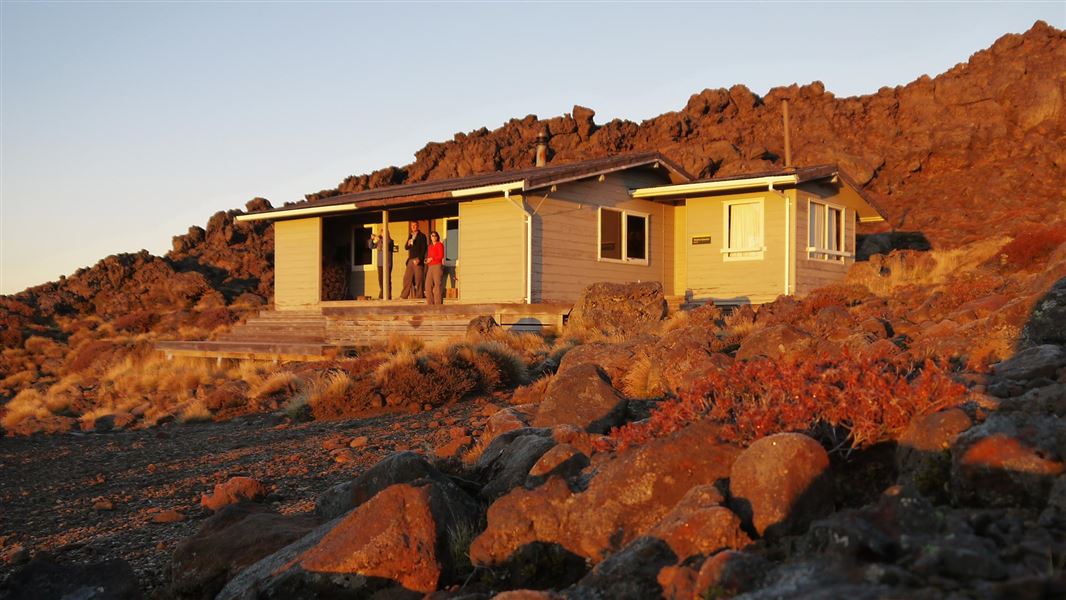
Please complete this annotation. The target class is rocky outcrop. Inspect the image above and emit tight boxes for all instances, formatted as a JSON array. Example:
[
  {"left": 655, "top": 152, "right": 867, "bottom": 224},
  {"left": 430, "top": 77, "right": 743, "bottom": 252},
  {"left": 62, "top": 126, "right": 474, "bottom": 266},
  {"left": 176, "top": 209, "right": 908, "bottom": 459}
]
[
  {"left": 532, "top": 363, "right": 627, "bottom": 434},
  {"left": 567, "top": 282, "right": 668, "bottom": 338}
]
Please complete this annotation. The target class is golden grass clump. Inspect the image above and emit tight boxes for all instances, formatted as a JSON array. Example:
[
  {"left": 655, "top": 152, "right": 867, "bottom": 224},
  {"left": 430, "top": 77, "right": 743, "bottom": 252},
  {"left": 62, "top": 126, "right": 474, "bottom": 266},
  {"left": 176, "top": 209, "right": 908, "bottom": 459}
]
[
  {"left": 472, "top": 340, "right": 530, "bottom": 387},
  {"left": 250, "top": 371, "right": 302, "bottom": 400},
  {"left": 1, "top": 388, "right": 48, "bottom": 430},
  {"left": 178, "top": 399, "right": 213, "bottom": 423},
  {"left": 620, "top": 353, "right": 657, "bottom": 400}
]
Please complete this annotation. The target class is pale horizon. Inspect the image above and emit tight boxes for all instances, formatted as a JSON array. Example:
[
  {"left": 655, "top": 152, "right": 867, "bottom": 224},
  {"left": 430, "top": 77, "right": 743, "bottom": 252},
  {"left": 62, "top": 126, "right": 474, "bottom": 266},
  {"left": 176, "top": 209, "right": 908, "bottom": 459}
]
[{"left": 2, "top": 1, "right": 1063, "bottom": 295}]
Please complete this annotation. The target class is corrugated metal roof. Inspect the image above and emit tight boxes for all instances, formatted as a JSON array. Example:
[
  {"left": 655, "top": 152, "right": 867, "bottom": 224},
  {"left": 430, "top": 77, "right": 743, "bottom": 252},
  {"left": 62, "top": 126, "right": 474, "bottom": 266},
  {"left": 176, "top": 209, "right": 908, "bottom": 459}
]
[{"left": 244, "top": 151, "right": 692, "bottom": 217}]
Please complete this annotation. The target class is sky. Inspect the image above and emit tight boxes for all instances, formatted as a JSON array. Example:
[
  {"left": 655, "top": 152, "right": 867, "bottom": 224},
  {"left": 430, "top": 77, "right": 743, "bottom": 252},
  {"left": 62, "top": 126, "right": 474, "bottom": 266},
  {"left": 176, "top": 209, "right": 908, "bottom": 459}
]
[{"left": 1, "top": 1, "right": 1062, "bottom": 295}]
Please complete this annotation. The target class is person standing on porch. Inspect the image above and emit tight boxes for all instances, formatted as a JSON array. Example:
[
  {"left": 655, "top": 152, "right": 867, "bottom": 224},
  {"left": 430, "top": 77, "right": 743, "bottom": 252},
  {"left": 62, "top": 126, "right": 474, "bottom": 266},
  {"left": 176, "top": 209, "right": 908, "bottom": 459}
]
[
  {"left": 424, "top": 231, "right": 445, "bottom": 305},
  {"left": 369, "top": 228, "right": 392, "bottom": 300},
  {"left": 401, "top": 221, "right": 427, "bottom": 299}
]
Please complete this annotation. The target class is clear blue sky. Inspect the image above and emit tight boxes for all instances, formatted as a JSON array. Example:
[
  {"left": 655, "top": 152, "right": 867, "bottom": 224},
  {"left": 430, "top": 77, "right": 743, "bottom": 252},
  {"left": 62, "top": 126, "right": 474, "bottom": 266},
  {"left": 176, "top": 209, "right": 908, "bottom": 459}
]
[{"left": 1, "top": 1, "right": 1062, "bottom": 294}]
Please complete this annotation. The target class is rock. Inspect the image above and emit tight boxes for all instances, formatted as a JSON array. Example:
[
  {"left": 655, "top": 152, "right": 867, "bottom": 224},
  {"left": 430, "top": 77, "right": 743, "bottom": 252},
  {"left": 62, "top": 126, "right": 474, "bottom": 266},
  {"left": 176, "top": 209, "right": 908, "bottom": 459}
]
[
  {"left": 315, "top": 451, "right": 445, "bottom": 520},
  {"left": 951, "top": 413, "right": 1066, "bottom": 507},
  {"left": 467, "top": 315, "right": 498, "bottom": 338},
  {"left": 170, "top": 503, "right": 318, "bottom": 600},
  {"left": 200, "top": 476, "right": 268, "bottom": 512},
  {"left": 216, "top": 479, "right": 480, "bottom": 598},
  {"left": 556, "top": 336, "right": 656, "bottom": 389},
  {"left": 483, "top": 406, "right": 532, "bottom": 444},
  {"left": 647, "top": 485, "right": 750, "bottom": 560},
  {"left": 644, "top": 326, "right": 733, "bottom": 396},
  {"left": 693, "top": 550, "right": 770, "bottom": 598},
  {"left": 735, "top": 324, "right": 813, "bottom": 361},
  {"left": 568, "top": 281, "right": 668, "bottom": 338},
  {"left": 0, "top": 558, "right": 141, "bottom": 600},
  {"left": 657, "top": 565, "right": 698, "bottom": 600},
  {"left": 896, "top": 408, "right": 973, "bottom": 499},
  {"left": 93, "top": 498, "right": 115, "bottom": 511},
  {"left": 571, "top": 537, "right": 677, "bottom": 600},
  {"left": 910, "top": 533, "right": 1008, "bottom": 580},
  {"left": 992, "top": 344, "right": 1066, "bottom": 381},
  {"left": 349, "top": 435, "right": 369, "bottom": 448},
  {"left": 528, "top": 443, "right": 589, "bottom": 479},
  {"left": 475, "top": 428, "right": 556, "bottom": 500},
  {"left": 1022, "top": 277, "right": 1066, "bottom": 346},
  {"left": 470, "top": 420, "right": 739, "bottom": 564},
  {"left": 729, "top": 433, "right": 833, "bottom": 537},
  {"left": 152, "top": 509, "right": 185, "bottom": 524},
  {"left": 532, "top": 363, "right": 627, "bottom": 434}
]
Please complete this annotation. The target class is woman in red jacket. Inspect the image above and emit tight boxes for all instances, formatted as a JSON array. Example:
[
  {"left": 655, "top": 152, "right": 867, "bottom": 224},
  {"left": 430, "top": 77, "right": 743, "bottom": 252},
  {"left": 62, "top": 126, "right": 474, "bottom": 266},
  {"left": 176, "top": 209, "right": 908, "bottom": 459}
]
[{"left": 424, "top": 231, "right": 446, "bottom": 305}]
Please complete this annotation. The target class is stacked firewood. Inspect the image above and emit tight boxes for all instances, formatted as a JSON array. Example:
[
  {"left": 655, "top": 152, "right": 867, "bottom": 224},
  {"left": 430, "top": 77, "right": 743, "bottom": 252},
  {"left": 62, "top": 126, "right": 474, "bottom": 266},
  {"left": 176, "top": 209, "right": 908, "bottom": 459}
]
[{"left": 321, "top": 263, "right": 347, "bottom": 300}]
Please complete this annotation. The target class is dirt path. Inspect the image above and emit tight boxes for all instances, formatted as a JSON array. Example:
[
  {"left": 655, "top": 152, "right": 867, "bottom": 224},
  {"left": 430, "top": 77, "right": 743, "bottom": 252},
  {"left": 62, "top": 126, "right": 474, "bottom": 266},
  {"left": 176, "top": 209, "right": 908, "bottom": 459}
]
[{"left": 0, "top": 400, "right": 486, "bottom": 597}]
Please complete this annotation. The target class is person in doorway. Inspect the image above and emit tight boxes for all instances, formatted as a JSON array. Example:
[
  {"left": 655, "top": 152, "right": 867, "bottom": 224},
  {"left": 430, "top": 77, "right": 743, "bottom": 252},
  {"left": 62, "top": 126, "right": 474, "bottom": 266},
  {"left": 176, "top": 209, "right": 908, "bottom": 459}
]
[
  {"left": 424, "top": 231, "right": 445, "bottom": 305},
  {"left": 369, "top": 228, "right": 393, "bottom": 299},
  {"left": 401, "top": 221, "right": 427, "bottom": 299}
]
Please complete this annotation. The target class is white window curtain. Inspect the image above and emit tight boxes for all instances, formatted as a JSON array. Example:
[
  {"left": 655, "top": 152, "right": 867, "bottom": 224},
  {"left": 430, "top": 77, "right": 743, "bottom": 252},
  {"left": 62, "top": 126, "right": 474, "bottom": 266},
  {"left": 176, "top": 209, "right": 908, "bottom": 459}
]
[{"left": 728, "top": 202, "right": 762, "bottom": 258}]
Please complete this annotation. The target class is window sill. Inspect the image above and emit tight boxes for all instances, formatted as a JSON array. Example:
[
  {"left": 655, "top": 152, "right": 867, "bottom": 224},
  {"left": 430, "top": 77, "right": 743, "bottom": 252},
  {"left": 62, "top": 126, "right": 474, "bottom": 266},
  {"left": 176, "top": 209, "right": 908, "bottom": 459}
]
[{"left": 597, "top": 257, "right": 650, "bottom": 266}]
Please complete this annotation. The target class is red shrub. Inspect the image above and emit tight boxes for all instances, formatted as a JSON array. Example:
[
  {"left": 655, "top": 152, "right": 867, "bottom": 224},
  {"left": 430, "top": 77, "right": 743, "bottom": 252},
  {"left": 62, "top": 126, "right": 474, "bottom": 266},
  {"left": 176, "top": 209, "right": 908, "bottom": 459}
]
[
  {"left": 67, "top": 340, "right": 119, "bottom": 373},
  {"left": 599, "top": 353, "right": 969, "bottom": 454},
  {"left": 195, "top": 307, "right": 236, "bottom": 331},
  {"left": 996, "top": 224, "right": 1066, "bottom": 269}
]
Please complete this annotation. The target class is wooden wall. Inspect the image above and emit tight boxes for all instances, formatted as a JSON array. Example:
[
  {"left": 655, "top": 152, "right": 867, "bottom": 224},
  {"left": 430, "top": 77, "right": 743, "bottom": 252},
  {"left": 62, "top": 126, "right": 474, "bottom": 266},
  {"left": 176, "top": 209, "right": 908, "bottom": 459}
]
[
  {"left": 458, "top": 197, "right": 527, "bottom": 303},
  {"left": 275, "top": 217, "right": 322, "bottom": 310},
  {"left": 684, "top": 190, "right": 790, "bottom": 304},
  {"left": 793, "top": 182, "right": 856, "bottom": 297},
  {"left": 530, "top": 171, "right": 678, "bottom": 303}
]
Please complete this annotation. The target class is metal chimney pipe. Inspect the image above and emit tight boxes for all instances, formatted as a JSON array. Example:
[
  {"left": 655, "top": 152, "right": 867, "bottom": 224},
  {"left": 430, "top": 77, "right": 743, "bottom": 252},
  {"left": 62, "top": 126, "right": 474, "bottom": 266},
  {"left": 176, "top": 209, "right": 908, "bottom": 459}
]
[
  {"left": 783, "top": 100, "right": 792, "bottom": 168},
  {"left": 535, "top": 129, "right": 549, "bottom": 167}
]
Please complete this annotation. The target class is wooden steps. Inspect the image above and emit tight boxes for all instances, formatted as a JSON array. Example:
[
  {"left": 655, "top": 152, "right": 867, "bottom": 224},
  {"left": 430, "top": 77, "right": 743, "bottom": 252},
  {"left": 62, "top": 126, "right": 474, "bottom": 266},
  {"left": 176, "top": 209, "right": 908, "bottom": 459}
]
[{"left": 155, "top": 302, "right": 572, "bottom": 362}]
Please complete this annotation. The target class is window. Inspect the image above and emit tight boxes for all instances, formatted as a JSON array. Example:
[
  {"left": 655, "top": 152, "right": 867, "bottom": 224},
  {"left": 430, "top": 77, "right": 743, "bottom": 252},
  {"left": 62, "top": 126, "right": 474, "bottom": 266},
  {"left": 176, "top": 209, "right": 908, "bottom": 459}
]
[
  {"left": 598, "top": 207, "right": 648, "bottom": 264},
  {"left": 722, "top": 199, "right": 764, "bottom": 260},
  {"left": 444, "top": 218, "right": 459, "bottom": 266},
  {"left": 807, "top": 200, "right": 848, "bottom": 261},
  {"left": 350, "top": 226, "right": 374, "bottom": 269}
]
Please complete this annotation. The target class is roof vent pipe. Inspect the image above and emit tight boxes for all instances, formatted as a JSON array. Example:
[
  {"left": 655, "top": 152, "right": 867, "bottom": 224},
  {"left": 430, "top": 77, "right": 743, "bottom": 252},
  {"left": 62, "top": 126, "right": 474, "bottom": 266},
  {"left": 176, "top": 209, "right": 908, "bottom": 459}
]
[
  {"left": 782, "top": 100, "right": 793, "bottom": 169},
  {"left": 535, "top": 128, "right": 550, "bottom": 167}
]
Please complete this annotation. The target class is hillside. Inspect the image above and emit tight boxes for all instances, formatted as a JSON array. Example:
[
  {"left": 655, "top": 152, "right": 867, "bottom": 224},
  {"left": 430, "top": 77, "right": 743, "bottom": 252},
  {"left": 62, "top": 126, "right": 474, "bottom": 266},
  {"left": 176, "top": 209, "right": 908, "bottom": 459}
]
[{"left": 1, "top": 20, "right": 1065, "bottom": 599}]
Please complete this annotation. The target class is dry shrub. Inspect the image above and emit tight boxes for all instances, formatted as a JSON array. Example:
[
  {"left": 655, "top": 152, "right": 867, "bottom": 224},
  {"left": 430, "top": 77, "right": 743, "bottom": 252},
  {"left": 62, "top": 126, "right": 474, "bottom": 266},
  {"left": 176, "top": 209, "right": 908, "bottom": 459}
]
[
  {"left": 995, "top": 223, "right": 1066, "bottom": 269},
  {"left": 308, "top": 371, "right": 353, "bottom": 410},
  {"left": 251, "top": 371, "right": 301, "bottom": 401},
  {"left": 620, "top": 354, "right": 656, "bottom": 400},
  {"left": 1, "top": 389, "right": 47, "bottom": 430},
  {"left": 472, "top": 341, "right": 530, "bottom": 387},
  {"left": 511, "top": 373, "right": 553, "bottom": 405},
  {"left": 600, "top": 352, "right": 969, "bottom": 454},
  {"left": 23, "top": 336, "right": 59, "bottom": 355},
  {"left": 178, "top": 399, "right": 213, "bottom": 423},
  {"left": 67, "top": 340, "right": 119, "bottom": 373},
  {"left": 375, "top": 349, "right": 480, "bottom": 408},
  {"left": 43, "top": 374, "right": 84, "bottom": 415},
  {"left": 1, "top": 369, "right": 37, "bottom": 391},
  {"left": 195, "top": 307, "right": 236, "bottom": 331},
  {"left": 112, "top": 311, "right": 157, "bottom": 334},
  {"left": 384, "top": 334, "right": 424, "bottom": 355}
]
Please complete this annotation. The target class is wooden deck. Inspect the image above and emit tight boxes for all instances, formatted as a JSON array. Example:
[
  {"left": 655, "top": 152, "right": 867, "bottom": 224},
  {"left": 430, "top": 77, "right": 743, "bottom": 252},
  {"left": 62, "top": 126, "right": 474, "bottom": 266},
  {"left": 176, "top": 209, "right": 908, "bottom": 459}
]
[{"left": 156, "top": 302, "right": 572, "bottom": 361}]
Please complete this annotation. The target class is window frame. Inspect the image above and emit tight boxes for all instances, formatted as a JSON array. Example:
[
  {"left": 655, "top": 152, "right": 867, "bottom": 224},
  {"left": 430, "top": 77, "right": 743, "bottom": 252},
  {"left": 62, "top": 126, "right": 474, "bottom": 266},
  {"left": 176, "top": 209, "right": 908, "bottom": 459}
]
[
  {"left": 597, "top": 207, "right": 650, "bottom": 265},
  {"left": 721, "top": 198, "right": 766, "bottom": 261},
  {"left": 350, "top": 225, "right": 377, "bottom": 271},
  {"left": 806, "top": 199, "right": 851, "bottom": 262}
]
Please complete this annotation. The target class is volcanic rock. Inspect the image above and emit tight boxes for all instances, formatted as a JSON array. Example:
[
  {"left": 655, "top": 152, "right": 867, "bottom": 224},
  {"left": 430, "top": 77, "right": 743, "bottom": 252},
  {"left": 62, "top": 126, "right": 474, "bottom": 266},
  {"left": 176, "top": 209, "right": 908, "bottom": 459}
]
[
  {"left": 532, "top": 363, "right": 627, "bottom": 434},
  {"left": 315, "top": 451, "right": 447, "bottom": 520},
  {"left": 729, "top": 432, "right": 834, "bottom": 537},
  {"left": 200, "top": 476, "right": 268, "bottom": 512},
  {"left": 568, "top": 281, "right": 668, "bottom": 338}
]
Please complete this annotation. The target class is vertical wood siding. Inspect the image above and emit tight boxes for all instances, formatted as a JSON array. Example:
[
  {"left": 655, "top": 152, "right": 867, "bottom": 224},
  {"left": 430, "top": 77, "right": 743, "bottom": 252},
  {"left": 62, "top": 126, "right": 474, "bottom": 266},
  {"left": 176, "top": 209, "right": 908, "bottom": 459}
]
[
  {"left": 459, "top": 197, "right": 527, "bottom": 303},
  {"left": 685, "top": 191, "right": 788, "bottom": 304},
  {"left": 275, "top": 218, "right": 322, "bottom": 309}
]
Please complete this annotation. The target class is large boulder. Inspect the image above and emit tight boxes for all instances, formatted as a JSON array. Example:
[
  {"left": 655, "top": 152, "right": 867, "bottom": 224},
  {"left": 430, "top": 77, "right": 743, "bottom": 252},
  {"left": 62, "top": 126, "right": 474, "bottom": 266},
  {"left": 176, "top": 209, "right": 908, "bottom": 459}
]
[
  {"left": 729, "top": 433, "right": 833, "bottom": 537},
  {"left": 170, "top": 503, "right": 319, "bottom": 600},
  {"left": 951, "top": 413, "right": 1066, "bottom": 507},
  {"left": 568, "top": 281, "right": 668, "bottom": 338},
  {"left": 991, "top": 344, "right": 1066, "bottom": 381},
  {"left": 0, "top": 558, "right": 141, "bottom": 600},
  {"left": 646, "top": 485, "right": 751, "bottom": 560},
  {"left": 315, "top": 451, "right": 446, "bottom": 520},
  {"left": 735, "top": 324, "right": 814, "bottom": 361},
  {"left": 569, "top": 537, "right": 677, "bottom": 600},
  {"left": 475, "top": 427, "right": 557, "bottom": 500},
  {"left": 896, "top": 408, "right": 974, "bottom": 499},
  {"left": 218, "top": 479, "right": 480, "bottom": 598},
  {"left": 556, "top": 336, "right": 657, "bottom": 389},
  {"left": 1021, "top": 277, "right": 1066, "bottom": 346},
  {"left": 470, "top": 419, "right": 740, "bottom": 564},
  {"left": 532, "top": 363, "right": 627, "bottom": 434}
]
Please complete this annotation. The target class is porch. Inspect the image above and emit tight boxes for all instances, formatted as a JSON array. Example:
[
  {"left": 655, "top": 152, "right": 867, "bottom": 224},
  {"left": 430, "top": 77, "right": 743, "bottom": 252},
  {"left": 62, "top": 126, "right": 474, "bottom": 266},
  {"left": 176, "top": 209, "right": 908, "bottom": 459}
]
[{"left": 155, "top": 301, "right": 572, "bottom": 362}]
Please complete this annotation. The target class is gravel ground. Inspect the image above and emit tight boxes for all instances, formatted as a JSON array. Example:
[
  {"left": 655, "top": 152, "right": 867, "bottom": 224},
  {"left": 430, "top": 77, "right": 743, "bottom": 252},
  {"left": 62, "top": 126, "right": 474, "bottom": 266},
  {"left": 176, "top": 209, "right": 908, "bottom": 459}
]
[{"left": 0, "top": 399, "right": 488, "bottom": 597}]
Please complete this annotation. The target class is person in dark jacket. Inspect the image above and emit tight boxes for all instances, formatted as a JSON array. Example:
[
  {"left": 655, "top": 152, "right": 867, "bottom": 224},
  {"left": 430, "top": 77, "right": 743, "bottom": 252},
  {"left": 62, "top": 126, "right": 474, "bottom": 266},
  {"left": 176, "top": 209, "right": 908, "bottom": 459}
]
[{"left": 401, "top": 221, "right": 427, "bottom": 299}]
